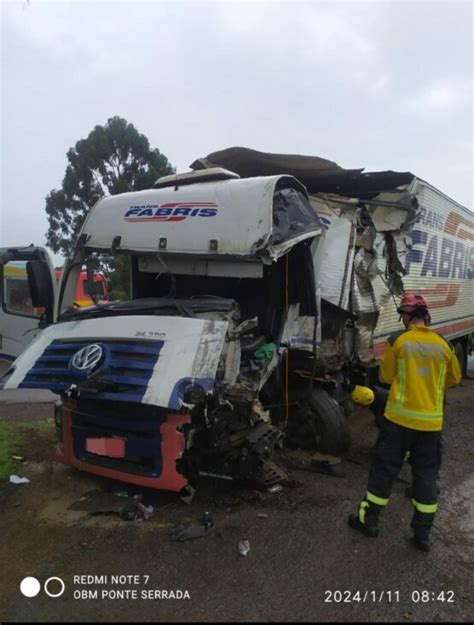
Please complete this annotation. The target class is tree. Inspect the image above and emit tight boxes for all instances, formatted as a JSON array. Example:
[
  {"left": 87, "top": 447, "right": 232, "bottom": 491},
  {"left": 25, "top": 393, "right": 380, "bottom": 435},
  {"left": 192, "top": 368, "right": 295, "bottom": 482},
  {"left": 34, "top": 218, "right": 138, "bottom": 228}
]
[
  {"left": 107, "top": 255, "right": 131, "bottom": 301},
  {"left": 45, "top": 116, "right": 174, "bottom": 258}
]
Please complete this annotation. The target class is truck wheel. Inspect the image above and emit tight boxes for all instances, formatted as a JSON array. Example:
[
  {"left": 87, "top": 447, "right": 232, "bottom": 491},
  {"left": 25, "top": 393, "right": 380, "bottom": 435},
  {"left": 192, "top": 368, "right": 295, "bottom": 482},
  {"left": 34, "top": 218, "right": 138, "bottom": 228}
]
[
  {"left": 454, "top": 339, "right": 467, "bottom": 378},
  {"left": 308, "top": 389, "right": 351, "bottom": 454},
  {"left": 287, "top": 388, "right": 351, "bottom": 454}
]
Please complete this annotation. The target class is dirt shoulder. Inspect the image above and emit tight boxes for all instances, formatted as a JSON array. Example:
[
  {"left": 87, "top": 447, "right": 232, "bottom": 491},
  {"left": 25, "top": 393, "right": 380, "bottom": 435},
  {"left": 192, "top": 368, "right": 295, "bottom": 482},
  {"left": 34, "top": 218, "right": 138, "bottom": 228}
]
[{"left": 0, "top": 382, "right": 473, "bottom": 623}]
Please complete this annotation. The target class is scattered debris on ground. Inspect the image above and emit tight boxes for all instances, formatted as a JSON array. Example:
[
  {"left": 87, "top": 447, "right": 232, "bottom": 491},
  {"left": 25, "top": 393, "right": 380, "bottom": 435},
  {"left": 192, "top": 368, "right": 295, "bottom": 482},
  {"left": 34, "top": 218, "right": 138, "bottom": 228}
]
[
  {"left": 172, "top": 511, "right": 214, "bottom": 542},
  {"left": 238, "top": 539, "right": 250, "bottom": 557},
  {"left": 267, "top": 484, "right": 284, "bottom": 494},
  {"left": 68, "top": 490, "right": 155, "bottom": 522},
  {"left": 9, "top": 475, "right": 30, "bottom": 485},
  {"left": 180, "top": 485, "right": 196, "bottom": 505}
]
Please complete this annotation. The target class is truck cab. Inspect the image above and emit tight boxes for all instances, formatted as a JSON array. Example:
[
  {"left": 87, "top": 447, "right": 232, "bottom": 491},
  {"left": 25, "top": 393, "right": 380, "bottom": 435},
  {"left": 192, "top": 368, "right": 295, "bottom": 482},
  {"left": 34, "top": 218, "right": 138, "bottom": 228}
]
[{"left": 1, "top": 170, "right": 336, "bottom": 492}]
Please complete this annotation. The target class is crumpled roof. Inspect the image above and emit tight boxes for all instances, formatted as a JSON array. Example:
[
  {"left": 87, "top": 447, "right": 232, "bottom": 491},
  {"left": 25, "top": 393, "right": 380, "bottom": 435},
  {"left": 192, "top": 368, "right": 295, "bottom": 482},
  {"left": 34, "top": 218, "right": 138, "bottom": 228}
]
[{"left": 190, "top": 146, "right": 415, "bottom": 199}]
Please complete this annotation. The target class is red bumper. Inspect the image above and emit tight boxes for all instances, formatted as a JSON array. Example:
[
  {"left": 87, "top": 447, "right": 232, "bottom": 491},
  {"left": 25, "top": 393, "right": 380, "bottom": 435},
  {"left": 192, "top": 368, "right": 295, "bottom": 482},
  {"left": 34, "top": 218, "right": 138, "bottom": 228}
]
[{"left": 55, "top": 401, "right": 190, "bottom": 492}]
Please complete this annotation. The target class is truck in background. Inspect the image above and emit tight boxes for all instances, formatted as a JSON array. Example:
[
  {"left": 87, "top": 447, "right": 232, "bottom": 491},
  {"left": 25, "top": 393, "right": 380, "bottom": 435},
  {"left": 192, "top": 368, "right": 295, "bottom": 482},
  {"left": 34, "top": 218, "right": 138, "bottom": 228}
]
[
  {"left": 54, "top": 268, "right": 108, "bottom": 308},
  {"left": 0, "top": 148, "right": 472, "bottom": 493},
  {"left": 0, "top": 250, "right": 56, "bottom": 373}
]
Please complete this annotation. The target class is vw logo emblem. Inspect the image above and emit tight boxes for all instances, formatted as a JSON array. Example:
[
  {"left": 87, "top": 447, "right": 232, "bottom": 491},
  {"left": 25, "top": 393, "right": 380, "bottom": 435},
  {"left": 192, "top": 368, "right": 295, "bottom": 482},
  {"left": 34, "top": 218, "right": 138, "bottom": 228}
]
[{"left": 71, "top": 344, "right": 104, "bottom": 372}]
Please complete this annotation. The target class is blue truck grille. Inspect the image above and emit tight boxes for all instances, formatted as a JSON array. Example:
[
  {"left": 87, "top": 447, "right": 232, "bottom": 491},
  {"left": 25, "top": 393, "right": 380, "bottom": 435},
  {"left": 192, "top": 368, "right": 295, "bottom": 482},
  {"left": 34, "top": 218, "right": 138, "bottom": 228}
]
[{"left": 19, "top": 339, "right": 163, "bottom": 403}]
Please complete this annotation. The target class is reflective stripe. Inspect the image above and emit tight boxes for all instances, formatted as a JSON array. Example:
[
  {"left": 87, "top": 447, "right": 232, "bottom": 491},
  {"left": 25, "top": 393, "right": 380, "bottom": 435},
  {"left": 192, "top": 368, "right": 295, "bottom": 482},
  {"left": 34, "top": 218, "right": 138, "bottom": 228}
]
[
  {"left": 397, "top": 360, "right": 407, "bottom": 407},
  {"left": 366, "top": 491, "right": 389, "bottom": 506},
  {"left": 385, "top": 412, "right": 443, "bottom": 432},
  {"left": 386, "top": 402, "right": 443, "bottom": 420},
  {"left": 435, "top": 362, "right": 446, "bottom": 414},
  {"left": 412, "top": 499, "right": 438, "bottom": 514},
  {"left": 359, "top": 500, "right": 369, "bottom": 524}
]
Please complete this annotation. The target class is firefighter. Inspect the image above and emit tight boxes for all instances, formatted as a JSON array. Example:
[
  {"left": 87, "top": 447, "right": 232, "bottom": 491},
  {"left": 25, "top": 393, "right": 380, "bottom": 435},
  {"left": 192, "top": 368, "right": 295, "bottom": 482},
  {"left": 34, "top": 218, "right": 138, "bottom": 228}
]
[{"left": 348, "top": 294, "right": 462, "bottom": 552}]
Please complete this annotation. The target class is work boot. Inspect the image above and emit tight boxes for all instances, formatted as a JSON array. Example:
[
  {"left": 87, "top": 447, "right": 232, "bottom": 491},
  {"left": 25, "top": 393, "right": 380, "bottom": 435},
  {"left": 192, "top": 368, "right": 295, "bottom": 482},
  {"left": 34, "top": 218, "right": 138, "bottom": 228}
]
[
  {"left": 410, "top": 512, "right": 432, "bottom": 553},
  {"left": 412, "top": 525, "right": 431, "bottom": 552},
  {"left": 348, "top": 513, "right": 379, "bottom": 538},
  {"left": 413, "top": 533, "right": 431, "bottom": 553}
]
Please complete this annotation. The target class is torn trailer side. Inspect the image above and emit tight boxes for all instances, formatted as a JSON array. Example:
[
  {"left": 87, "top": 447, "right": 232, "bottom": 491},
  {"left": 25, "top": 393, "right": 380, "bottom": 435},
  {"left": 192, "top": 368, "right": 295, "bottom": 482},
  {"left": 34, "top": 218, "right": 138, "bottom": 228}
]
[{"left": 192, "top": 147, "right": 474, "bottom": 384}]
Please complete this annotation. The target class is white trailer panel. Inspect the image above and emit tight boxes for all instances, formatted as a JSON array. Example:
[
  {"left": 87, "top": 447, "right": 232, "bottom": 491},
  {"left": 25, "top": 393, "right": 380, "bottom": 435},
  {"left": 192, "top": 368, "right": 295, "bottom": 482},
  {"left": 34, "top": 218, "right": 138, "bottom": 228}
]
[{"left": 369, "top": 179, "right": 474, "bottom": 359}]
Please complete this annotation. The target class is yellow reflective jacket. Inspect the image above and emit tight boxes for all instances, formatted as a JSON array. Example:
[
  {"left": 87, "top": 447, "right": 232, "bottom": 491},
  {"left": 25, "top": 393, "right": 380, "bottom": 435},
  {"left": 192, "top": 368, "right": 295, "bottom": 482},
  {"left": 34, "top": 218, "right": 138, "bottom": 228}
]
[{"left": 379, "top": 325, "right": 461, "bottom": 431}]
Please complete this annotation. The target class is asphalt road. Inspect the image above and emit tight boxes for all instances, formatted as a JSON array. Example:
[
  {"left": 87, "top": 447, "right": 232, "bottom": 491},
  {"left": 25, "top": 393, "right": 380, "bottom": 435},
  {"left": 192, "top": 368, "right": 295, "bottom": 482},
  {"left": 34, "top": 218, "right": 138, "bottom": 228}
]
[{"left": 0, "top": 380, "right": 473, "bottom": 623}]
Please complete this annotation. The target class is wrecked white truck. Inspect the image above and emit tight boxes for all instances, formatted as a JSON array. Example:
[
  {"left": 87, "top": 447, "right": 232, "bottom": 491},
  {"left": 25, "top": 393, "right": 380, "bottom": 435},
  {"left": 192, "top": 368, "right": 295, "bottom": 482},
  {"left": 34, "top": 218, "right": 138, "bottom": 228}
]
[
  {"left": 191, "top": 148, "right": 473, "bottom": 374},
  {"left": 1, "top": 148, "right": 472, "bottom": 493}
]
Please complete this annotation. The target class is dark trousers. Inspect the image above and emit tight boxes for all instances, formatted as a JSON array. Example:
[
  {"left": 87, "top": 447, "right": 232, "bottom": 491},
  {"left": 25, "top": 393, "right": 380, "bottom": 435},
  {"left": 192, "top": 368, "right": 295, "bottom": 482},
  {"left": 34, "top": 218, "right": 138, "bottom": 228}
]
[{"left": 362, "top": 418, "right": 442, "bottom": 532}]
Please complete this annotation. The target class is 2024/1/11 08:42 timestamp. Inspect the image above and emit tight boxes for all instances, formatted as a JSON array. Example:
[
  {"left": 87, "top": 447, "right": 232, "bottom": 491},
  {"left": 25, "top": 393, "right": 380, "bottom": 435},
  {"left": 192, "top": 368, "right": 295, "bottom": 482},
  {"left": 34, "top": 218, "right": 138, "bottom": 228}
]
[
  {"left": 411, "top": 590, "right": 455, "bottom": 603},
  {"left": 324, "top": 590, "right": 455, "bottom": 603}
]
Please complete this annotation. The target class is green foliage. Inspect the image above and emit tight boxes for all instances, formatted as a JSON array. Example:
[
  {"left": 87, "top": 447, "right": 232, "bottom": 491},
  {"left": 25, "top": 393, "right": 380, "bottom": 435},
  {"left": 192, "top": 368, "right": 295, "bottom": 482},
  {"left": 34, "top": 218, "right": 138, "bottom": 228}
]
[
  {"left": 45, "top": 116, "right": 174, "bottom": 258},
  {"left": 0, "top": 422, "right": 15, "bottom": 482},
  {"left": 107, "top": 255, "right": 131, "bottom": 301}
]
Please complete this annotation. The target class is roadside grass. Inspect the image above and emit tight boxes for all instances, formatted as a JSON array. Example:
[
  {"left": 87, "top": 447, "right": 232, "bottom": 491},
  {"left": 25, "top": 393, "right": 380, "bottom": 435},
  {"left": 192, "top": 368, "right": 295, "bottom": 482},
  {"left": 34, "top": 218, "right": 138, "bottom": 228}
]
[
  {"left": 0, "top": 418, "right": 54, "bottom": 492},
  {"left": 0, "top": 420, "right": 16, "bottom": 485}
]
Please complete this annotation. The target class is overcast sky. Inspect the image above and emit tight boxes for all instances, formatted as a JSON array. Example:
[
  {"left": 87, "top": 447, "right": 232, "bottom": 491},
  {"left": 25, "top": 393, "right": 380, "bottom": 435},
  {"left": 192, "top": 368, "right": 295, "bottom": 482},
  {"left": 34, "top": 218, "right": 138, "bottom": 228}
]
[{"left": 1, "top": 0, "right": 472, "bottom": 264}]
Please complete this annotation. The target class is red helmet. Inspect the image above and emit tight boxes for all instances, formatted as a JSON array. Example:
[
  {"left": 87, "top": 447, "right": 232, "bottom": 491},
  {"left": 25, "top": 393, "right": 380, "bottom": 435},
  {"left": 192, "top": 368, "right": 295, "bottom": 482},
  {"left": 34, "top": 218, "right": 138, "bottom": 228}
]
[{"left": 397, "top": 293, "right": 429, "bottom": 314}]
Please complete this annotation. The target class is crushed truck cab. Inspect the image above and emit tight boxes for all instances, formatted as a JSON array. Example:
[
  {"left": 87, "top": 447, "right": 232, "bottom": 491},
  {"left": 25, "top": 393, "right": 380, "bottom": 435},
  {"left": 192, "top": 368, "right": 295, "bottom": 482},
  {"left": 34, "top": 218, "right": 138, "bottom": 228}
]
[{"left": 2, "top": 172, "right": 327, "bottom": 491}]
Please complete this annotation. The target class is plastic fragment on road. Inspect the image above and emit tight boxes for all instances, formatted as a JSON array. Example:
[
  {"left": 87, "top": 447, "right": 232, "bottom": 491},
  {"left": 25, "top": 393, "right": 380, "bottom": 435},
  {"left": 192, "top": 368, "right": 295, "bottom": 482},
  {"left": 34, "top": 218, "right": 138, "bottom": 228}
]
[
  {"left": 239, "top": 540, "right": 250, "bottom": 557},
  {"left": 112, "top": 487, "right": 130, "bottom": 498},
  {"left": 120, "top": 495, "right": 142, "bottom": 521},
  {"left": 267, "top": 484, "right": 283, "bottom": 494},
  {"left": 202, "top": 511, "right": 214, "bottom": 530},
  {"left": 119, "top": 495, "right": 155, "bottom": 522},
  {"left": 180, "top": 484, "right": 196, "bottom": 505},
  {"left": 172, "top": 511, "right": 214, "bottom": 541},
  {"left": 9, "top": 475, "right": 30, "bottom": 484},
  {"left": 135, "top": 503, "right": 154, "bottom": 522}
]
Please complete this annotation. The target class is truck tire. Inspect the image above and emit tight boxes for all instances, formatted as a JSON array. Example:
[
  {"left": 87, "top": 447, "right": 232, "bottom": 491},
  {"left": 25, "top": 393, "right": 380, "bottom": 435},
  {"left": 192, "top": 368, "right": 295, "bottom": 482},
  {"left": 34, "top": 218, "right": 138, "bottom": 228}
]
[
  {"left": 308, "top": 389, "right": 351, "bottom": 454},
  {"left": 454, "top": 338, "right": 467, "bottom": 378},
  {"left": 286, "top": 388, "right": 349, "bottom": 455}
]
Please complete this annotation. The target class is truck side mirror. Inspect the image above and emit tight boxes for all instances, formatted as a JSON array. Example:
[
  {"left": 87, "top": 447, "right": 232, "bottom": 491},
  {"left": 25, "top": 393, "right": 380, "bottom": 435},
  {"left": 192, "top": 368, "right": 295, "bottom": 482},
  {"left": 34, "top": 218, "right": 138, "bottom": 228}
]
[{"left": 26, "top": 260, "right": 54, "bottom": 322}]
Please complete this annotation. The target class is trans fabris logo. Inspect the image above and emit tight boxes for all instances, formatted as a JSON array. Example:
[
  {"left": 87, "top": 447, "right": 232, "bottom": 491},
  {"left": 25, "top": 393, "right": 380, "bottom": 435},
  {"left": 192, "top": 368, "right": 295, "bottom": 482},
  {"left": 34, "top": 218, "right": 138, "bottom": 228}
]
[{"left": 124, "top": 202, "right": 218, "bottom": 222}]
